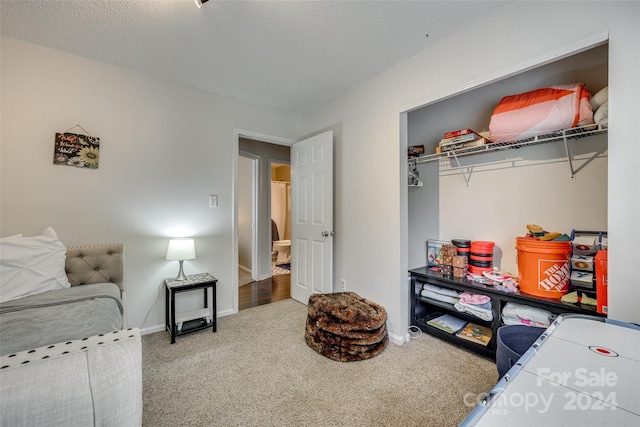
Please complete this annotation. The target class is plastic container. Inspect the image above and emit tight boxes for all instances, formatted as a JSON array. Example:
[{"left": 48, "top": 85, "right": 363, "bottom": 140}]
[
  {"left": 470, "top": 241, "right": 495, "bottom": 269},
  {"left": 471, "top": 241, "right": 495, "bottom": 254},
  {"left": 516, "top": 237, "right": 572, "bottom": 298},
  {"left": 470, "top": 253, "right": 493, "bottom": 262},
  {"left": 469, "top": 265, "right": 492, "bottom": 275},
  {"left": 469, "top": 259, "right": 492, "bottom": 268},
  {"left": 595, "top": 250, "right": 608, "bottom": 314},
  {"left": 452, "top": 239, "right": 471, "bottom": 260}
]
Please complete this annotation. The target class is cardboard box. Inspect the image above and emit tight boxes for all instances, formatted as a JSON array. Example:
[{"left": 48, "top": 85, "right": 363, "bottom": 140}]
[
  {"left": 440, "top": 137, "right": 487, "bottom": 152},
  {"left": 408, "top": 145, "right": 425, "bottom": 158},
  {"left": 595, "top": 250, "right": 608, "bottom": 315},
  {"left": 427, "top": 240, "right": 449, "bottom": 267},
  {"left": 443, "top": 128, "right": 478, "bottom": 139}
]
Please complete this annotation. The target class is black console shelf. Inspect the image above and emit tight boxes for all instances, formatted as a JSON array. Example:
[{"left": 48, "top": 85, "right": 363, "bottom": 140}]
[{"left": 409, "top": 266, "right": 604, "bottom": 358}]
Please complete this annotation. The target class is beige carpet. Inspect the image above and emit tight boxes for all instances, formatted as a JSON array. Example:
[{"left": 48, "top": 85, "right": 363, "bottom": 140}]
[{"left": 142, "top": 299, "right": 497, "bottom": 427}]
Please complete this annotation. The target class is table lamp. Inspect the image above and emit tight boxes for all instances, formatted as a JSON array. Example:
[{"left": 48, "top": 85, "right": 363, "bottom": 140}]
[{"left": 166, "top": 238, "right": 196, "bottom": 280}]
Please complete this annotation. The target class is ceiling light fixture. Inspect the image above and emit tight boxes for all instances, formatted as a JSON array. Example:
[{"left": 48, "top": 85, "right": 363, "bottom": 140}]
[{"left": 194, "top": 0, "right": 209, "bottom": 8}]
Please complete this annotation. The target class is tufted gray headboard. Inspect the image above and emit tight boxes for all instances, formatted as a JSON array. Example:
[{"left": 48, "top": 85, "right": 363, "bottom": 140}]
[{"left": 64, "top": 244, "right": 125, "bottom": 292}]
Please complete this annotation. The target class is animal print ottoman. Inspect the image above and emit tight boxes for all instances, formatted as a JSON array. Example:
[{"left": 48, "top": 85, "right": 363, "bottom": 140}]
[{"left": 305, "top": 291, "right": 388, "bottom": 362}]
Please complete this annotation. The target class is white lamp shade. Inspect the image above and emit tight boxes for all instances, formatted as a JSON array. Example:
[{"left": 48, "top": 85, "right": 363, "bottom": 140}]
[{"left": 166, "top": 238, "right": 196, "bottom": 261}]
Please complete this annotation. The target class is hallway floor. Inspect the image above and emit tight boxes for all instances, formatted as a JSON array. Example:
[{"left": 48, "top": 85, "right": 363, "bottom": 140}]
[{"left": 239, "top": 273, "right": 290, "bottom": 310}]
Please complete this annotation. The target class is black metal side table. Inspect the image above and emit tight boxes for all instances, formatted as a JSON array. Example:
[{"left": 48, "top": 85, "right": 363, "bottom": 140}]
[{"left": 164, "top": 272, "right": 217, "bottom": 344}]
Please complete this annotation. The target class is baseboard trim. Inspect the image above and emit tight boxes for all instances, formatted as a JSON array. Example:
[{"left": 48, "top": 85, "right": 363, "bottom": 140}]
[
  {"left": 140, "top": 324, "right": 165, "bottom": 336},
  {"left": 140, "top": 309, "right": 235, "bottom": 336}
]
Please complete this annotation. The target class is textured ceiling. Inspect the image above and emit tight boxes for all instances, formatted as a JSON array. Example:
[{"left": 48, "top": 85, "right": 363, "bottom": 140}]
[{"left": 1, "top": 0, "right": 510, "bottom": 114}]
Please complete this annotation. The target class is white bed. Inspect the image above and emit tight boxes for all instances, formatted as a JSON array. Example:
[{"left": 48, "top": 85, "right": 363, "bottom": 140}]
[{"left": 0, "top": 228, "right": 141, "bottom": 427}]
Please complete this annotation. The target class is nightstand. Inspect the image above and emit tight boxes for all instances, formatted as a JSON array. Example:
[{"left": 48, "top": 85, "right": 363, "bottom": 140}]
[{"left": 164, "top": 273, "right": 217, "bottom": 344}]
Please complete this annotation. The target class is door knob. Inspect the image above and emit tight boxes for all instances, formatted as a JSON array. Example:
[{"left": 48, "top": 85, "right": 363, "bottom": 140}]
[{"left": 321, "top": 231, "right": 334, "bottom": 237}]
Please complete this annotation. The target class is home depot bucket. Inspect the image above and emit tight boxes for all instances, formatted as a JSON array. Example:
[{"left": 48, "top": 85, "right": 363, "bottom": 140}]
[{"left": 516, "top": 237, "right": 572, "bottom": 298}]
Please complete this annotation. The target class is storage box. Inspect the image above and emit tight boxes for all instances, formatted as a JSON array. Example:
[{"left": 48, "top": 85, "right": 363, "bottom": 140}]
[
  {"left": 572, "top": 236, "right": 598, "bottom": 256},
  {"left": 427, "top": 240, "right": 449, "bottom": 267},
  {"left": 571, "top": 255, "right": 594, "bottom": 272},
  {"left": 570, "top": 270, "right": 594, "bottom": 290},
  {"left": 443, "top": 128, "right": 478, "bottom": 139},
  {"left": 408, "top": 145, "right": 425, "bottom": 158},
  {"left": 595, "top": 250, "right": 608, "bottom": 315}
]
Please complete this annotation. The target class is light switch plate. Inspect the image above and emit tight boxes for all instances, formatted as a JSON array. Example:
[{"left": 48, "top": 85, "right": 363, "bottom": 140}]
[{"left": 209, "top": 195, "right": 218, "bottom": 207}]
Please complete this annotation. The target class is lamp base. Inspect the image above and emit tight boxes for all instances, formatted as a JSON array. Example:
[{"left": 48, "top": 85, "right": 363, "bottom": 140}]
[{"left": 175, "top": 260, "right": 188, "bottom": 281}]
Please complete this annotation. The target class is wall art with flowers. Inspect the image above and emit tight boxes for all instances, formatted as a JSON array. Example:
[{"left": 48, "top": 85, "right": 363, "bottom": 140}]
[{"left": 53, "top": 132, "right": 100, "bottom": 169}]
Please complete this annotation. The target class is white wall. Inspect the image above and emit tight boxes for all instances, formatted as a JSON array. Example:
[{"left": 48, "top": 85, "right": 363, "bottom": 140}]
[
  {"left": 300, "top": 1, "right": 640, "bottom": 342},
  {"left": 238, "top": 155, "right": 253, "bottom": 272},
  {"left": 0, "top": 37, "right": 299, "bottom": 332}
]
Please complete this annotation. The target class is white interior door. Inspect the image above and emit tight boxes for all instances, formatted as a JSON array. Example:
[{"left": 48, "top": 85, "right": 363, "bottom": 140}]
[
  {"left": 290, "top": 130, "right": 334, "bottom": 304},
  {"left": 238, "top": 153, "right": 259, "bottom": 281}
]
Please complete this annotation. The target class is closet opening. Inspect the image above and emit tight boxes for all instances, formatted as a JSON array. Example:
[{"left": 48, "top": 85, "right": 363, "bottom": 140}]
[{"left": 400, "top": 35, "right": 609, "bottom": 339}]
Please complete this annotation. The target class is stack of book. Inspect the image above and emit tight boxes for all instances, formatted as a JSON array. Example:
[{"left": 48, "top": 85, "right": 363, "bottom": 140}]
[{"left": 436, "top": 128, "right": 489, "bottom": 153}]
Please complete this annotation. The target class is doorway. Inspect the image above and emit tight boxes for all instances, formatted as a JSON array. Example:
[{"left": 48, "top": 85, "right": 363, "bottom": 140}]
[
  {"left": 270, "top": 161, "right": 291, "bottom": 277},
  {"left": 234, "top": 129, "right": 335, "bottom": 311},
  {"left": 236, "top": 134, "right": 292, "bottom": 310}
]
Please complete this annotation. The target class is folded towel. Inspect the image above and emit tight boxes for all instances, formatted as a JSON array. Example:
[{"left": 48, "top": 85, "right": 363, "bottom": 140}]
[
  {"left": 502, "top": 302, "right": 555, "bottom": 326},
  {"left": 502, "top": 316, "right": 552, "bottom": 328},
  {"left": 454, "top": 301, "right": 493, "bottom": 322},
  {"left": 420, "top": 289, "right": 459, "bottom": 305},
  {"left": 422, "top": 283, "right": 461, "bottom": 298},
  {"left": 459, "top": 291, "right": 491, "bottom": 305}
]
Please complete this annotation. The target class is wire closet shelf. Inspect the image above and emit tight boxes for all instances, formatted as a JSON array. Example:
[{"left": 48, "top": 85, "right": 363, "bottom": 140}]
[
  {"left": 412, "top": 124, "right": 607, "bottom": 166},
  {"left": 408, "top": 124, "right": 607, "bottom": 187}
]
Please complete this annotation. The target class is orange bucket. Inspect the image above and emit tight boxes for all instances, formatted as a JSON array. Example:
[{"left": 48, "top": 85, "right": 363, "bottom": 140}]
[{"left": 516, "top": 237, "right": 572, "bottom": 298}]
